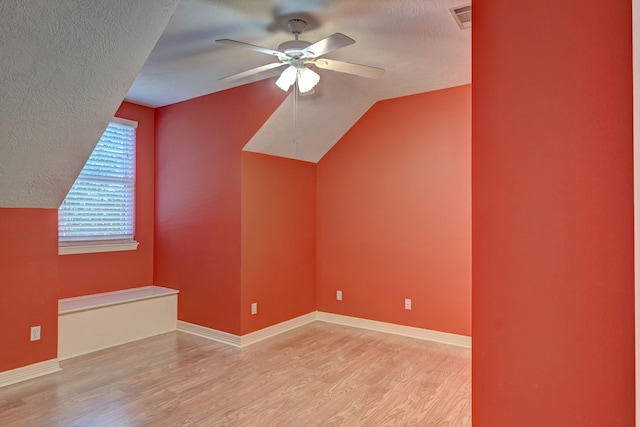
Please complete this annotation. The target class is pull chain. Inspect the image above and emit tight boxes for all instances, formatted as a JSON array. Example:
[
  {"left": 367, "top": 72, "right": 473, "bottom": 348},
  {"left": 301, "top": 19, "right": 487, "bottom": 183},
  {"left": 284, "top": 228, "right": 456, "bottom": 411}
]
[{"left": 293, "top": 81, "right": 298, "bottom": 158}]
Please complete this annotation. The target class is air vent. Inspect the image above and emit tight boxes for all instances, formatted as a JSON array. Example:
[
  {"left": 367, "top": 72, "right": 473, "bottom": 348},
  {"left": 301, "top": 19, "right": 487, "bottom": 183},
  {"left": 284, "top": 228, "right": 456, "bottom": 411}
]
[{"left": 450, "top": 5, "right": 471, "bottom": 29}]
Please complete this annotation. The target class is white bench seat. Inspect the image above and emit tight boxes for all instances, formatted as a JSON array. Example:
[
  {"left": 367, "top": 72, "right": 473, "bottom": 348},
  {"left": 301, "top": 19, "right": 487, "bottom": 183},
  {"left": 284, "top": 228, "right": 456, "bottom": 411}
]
[{"left": 58, "top": 286, "right": 178, "bottom": 359}]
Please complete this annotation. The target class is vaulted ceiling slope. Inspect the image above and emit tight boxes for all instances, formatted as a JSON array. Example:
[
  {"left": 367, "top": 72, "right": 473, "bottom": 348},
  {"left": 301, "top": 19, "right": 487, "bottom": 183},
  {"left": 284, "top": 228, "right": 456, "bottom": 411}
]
[
  {"left": 0, "top": 0, "right": 180, "bottom": 208},
  {"left": 126, "top": 0, "right": 471, "bottom": 162}
]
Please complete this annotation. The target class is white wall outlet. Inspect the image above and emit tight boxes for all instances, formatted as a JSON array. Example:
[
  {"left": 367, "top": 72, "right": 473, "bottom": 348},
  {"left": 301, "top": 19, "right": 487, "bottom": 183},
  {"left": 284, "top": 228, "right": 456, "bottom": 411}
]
[
  {"left": 404, "top": 298, "right": 412, "bottom": 310},
  {"left": 251, "top": 302, "right": 257, "bottom": 315},
  {"left": 30, "top": 326, "right": 41, "bottom": 341},
  {"left": 336, "top": 290, "right": 342, "bottom": 301}
]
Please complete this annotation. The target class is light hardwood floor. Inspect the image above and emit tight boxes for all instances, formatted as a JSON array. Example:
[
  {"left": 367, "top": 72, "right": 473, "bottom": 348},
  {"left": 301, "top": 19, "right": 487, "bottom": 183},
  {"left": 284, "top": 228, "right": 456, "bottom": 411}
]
[{"left": 0, "top": 322, "right": 471, "bottom": 426}]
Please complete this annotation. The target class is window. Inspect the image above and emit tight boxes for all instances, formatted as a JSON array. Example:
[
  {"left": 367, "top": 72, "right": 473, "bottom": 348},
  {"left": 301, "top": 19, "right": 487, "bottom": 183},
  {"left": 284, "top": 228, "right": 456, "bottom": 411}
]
[{"left": 58, "top": 118, "right": 138, "bottom": 255}]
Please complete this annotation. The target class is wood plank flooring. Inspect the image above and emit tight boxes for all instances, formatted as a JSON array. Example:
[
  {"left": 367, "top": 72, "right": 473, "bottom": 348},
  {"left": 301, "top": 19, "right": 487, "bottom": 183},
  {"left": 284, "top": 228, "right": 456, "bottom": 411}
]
[{"left": 0, "top": 322, "right": 471, "bottom": 426}]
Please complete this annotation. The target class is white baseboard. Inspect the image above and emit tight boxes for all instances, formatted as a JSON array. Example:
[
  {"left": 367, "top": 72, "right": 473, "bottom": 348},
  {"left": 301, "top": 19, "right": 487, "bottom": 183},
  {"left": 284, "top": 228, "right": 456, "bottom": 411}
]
[
  {"left": 178, "top": 311, "right": 470, "bottom": 349},
  {"left": 177, "top": 320, "right": 242, "bottom": 347},
  {"left": 0, "top": 359, "right": 61, "bottom": 388},
  {"left": 2, "top": 315, "right": 467, "bottom": 388},
  {"left": 240, "top": 312, "right": 318, "bottom": 346},
  {"left": 177, "top": 312, "right": 318, "bottom": 348},
  {"left": 317, "top": 312, "right": 471, "bottom": 348}
]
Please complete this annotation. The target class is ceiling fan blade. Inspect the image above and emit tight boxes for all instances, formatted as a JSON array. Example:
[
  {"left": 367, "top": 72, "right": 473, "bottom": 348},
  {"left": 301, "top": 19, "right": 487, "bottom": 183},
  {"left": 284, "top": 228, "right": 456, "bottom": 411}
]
[
  {"left": 313, "top": 58, "right": 384, "bottom": 79},
  {"left": 302, "top": 33, "right": 355, "bottom": 57},
  {"left": 219, "top": 62, "right": 287, "bottom": 82},
  {"left": 216, "top": 39, "right": 283, "bottom": 57}
]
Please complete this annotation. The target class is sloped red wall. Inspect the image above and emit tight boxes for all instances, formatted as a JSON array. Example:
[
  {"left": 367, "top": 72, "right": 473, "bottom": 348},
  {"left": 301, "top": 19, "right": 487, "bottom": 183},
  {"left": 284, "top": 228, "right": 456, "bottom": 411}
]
[
  {"left": 58, "top": 102, "right": 156, "bottom": 298},
  {"left": 154, "top": 81, "right": 286, "bottom": 335},
  {"left": 0, "top": 209, "right": 58, "bottom": 371},
  {"left": 317, "top": 85, "right": 471, "bottom": 336},
  {"left": 472, "top": 0, "right": 634, "bottom": 424},
  {"left": 240, "top": 152, "right": 316, "bottom": 335}
]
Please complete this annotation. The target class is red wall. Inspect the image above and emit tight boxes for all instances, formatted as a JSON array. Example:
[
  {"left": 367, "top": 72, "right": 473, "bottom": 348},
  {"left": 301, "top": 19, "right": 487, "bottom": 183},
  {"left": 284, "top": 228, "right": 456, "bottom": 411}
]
[
  {"left": 241, "top": 152, "right": 316, "bottom": 335},
  {"left": 0, "top": 209, "right": 58, "bottom": 371},
  {"left": 0, "top": 102, "right": 155, "bottom": 372},
  {"left": 154, "top": 81, "right": 286, "bottom": 335},
  {"left": 317, "top": 85, "right": 471, "bottom": 336},
  {"left": 58, "top": 102, "right": 156, "bottom": 298},
  {"left": 472, "top": 0, "right": 634, "bottom": 425}
]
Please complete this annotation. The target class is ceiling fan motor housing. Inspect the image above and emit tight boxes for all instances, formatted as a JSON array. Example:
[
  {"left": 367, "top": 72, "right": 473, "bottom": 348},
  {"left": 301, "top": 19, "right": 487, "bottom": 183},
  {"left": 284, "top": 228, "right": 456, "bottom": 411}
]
[{"left": 277, "top": 40, "right": 313, "bottom": 59}]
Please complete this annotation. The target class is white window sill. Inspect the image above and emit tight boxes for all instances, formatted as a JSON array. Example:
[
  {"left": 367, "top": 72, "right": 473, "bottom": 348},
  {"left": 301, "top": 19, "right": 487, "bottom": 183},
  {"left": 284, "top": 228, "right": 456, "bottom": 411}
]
[{"left": 59, "top": 241, "right": 139, "bottom": 255}]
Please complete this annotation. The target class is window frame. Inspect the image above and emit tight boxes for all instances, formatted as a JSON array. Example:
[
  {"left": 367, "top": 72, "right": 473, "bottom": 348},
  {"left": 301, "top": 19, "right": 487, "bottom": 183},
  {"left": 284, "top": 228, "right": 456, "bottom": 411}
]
[{"left": 58, "top": 117, "right": 139, "bottom": 255}]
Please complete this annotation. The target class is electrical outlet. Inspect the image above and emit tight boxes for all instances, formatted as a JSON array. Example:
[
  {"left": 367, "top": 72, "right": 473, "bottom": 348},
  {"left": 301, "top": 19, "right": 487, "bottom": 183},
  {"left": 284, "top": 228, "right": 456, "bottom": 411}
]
[
  {"left": 336, "top": 290, "right": 342, "bottom": 301},
  {"left": 30, "top": 326, "right": 41, "bottom": 341},
  {"left": 251, "top": 302, "right": 257, "bottom": 315},
  {"left": 404, "top": 298, "right": 412, "bottom": 310}
]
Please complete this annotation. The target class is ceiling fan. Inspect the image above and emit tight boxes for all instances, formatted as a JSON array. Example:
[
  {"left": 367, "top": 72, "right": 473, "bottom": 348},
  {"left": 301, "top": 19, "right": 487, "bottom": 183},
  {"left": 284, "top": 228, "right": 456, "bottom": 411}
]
[{"left": 216, "top": 18, "right": 384, "bottom": 94}]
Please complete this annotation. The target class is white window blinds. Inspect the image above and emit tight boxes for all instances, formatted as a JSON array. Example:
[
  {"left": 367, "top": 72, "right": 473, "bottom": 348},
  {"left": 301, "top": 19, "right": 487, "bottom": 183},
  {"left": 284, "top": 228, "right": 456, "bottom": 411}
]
[{"left": 59, "top": 118, "right": 137, "bottom": 245}]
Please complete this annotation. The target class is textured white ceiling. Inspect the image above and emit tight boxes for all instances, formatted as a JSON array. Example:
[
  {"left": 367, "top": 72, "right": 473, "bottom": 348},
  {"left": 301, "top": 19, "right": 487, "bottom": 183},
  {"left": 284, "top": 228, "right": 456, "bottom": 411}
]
[
  {"left": 1, "top": 0, "right": 469, "bottom": 208},
  {"left": 0, "top": 0, "right": 180, "bottom": 208},
  {"left": 127, "top": 0, "right": 471, "bottom": 162}
]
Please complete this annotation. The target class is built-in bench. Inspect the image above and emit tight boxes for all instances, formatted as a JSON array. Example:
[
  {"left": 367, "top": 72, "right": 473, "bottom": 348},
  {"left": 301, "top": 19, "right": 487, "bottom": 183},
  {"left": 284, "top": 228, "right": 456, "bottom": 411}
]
[{"left": 58, "top": 286, "right": 179, "bottom": 360}]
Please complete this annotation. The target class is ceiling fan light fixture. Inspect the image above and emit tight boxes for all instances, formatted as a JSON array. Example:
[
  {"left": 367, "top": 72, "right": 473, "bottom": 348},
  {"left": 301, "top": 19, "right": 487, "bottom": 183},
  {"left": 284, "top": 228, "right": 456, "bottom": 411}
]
[
  {"left": 276, "top": 65, "right": 297, "bottom": 91},
  {"left": 297, "top": 67, "right": 320, "bottom": 93}
]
